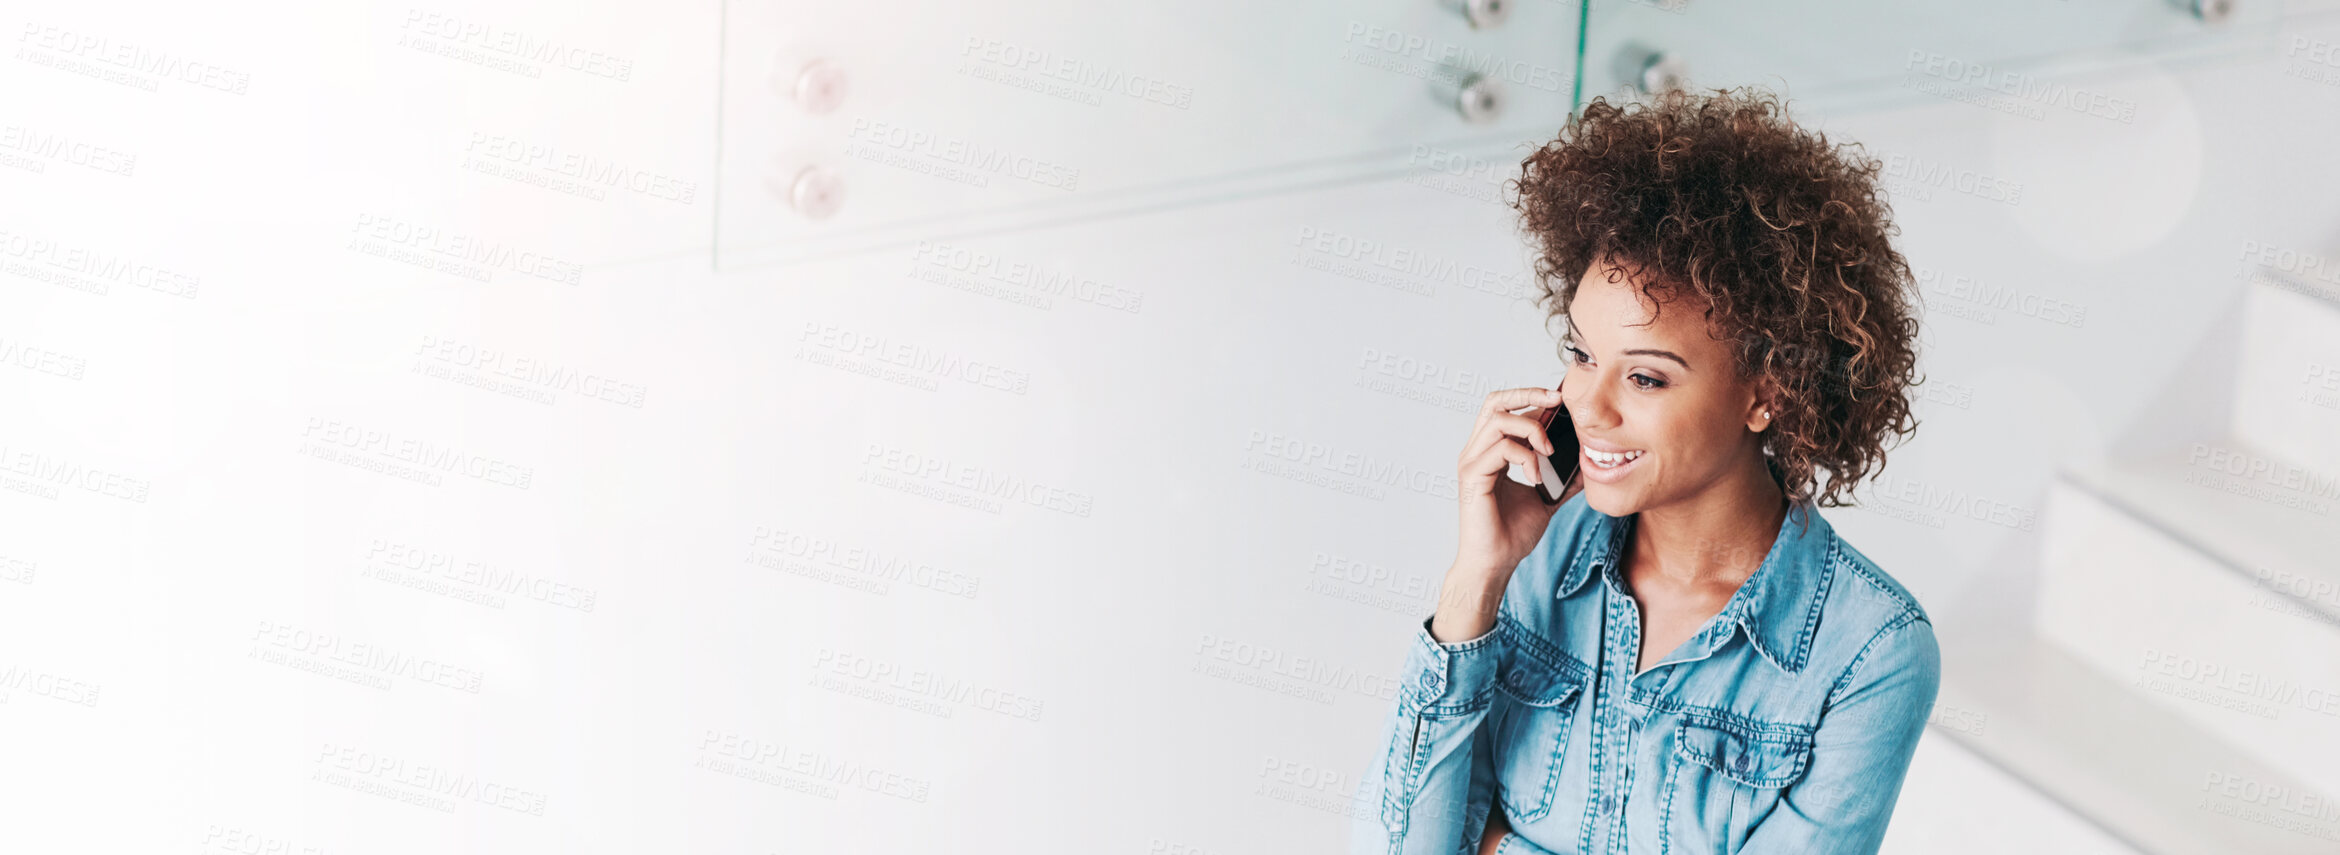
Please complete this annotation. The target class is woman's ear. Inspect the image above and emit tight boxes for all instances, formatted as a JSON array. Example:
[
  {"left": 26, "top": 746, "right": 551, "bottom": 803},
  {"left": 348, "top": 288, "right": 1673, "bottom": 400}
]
[{"left": 1745, "top": 382, "right": 1775, "bottom": 434}]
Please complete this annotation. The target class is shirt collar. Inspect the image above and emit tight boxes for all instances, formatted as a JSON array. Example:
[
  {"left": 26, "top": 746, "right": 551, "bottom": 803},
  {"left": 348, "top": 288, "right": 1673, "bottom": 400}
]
[{"left": 1554, "top": 497, "right": 1837, "bottom": 674}]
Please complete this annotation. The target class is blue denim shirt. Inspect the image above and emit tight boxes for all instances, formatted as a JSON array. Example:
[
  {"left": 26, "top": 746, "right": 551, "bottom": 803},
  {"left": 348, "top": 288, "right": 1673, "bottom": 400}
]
[{"left": 1353, "top": 491, "right": 1940, "bottom": 855}]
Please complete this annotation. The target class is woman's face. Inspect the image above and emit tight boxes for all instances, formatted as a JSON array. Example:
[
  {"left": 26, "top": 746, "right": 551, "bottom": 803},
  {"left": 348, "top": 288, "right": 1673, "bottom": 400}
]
[{"left": 1560, "top": 257, "right": 1770, "bottom": 518}]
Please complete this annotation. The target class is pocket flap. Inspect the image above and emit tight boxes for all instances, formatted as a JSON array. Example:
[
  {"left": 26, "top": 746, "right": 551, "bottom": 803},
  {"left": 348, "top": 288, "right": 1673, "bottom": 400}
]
[
  {"left": 1493, "top": 634, "right": 1587, "bottom": 708},
  {"left": 1674, "top": 722, "right": 1811, "bottom": 788}
]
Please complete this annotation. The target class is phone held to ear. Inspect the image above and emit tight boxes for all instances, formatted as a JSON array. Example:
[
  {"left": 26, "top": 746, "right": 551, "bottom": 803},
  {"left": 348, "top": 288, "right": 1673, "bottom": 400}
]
[{"left": 1504, "top": 389, "right": 1580, "bottom": 505}]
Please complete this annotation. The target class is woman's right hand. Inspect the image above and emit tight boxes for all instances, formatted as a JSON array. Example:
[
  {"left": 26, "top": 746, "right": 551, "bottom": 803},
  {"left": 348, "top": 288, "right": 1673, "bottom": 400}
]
[{"left": 1430, "top": 386, "right": 1581, "bottom": 643}]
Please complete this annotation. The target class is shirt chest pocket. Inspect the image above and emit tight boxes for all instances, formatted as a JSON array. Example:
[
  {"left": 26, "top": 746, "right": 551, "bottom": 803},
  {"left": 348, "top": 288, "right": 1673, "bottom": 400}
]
[
  {"left": 1487, "top": 643, "right": 1590, "bottom": 823},
  {"left": 1662, "top": 721, "right": 1814, "bottom": 854}
]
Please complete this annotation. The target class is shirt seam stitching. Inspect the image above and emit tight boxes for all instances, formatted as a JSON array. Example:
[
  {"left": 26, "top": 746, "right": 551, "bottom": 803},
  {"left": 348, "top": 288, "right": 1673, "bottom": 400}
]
[{"left": 1825, "top": 610, "right": 1926, "bottom": 707}]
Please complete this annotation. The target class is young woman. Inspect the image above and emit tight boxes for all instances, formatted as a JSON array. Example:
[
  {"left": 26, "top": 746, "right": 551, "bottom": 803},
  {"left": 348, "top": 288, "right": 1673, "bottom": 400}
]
[{"left": 1359, "top": 87, "right": 1937, "bottom": 855}]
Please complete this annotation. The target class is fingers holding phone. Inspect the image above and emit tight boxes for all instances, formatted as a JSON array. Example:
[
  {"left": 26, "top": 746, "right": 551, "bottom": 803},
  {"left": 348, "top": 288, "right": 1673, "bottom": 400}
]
[
  {"left": 1452, "top": 387, "right": 1576, "bottom": 575},
  {"left": 1437, "top": 385, "right": 1578, "bottom": 643},
  {"left": 1516, "top": 390, "right": 1584, "bottom": 507}
]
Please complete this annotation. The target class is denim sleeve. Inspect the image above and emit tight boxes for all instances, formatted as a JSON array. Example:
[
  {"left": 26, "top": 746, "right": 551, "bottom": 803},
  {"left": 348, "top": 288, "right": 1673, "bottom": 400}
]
[
  {"left": 1740, "top": 614, "right": 1942, "bottom": 854},
  {"left": 1352, "top": 614, "right": 1505, "bottom": 855},
  {"left": 1492, "top": 829, "right": 1561, "bottom": 855}
]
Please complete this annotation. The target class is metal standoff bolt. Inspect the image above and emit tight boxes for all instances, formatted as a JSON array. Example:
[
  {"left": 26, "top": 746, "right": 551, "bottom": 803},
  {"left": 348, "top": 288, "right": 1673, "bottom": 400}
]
[
  {"left": 785, "top": 58, "right": 848, "bottom": 114},
  {"left": 1611, "top": 44, "right": 1688, "bottom": 97},
  {"left": 2192, "top": 0, "right": 2234, "bottom": 23},
  {"left": 1639, "top": 51, "right": 1689, "bottom": 95},
  {"left": 1441, "top": 0, "right": 1510, "bottom": 29},
  {"left": 1432, "top": 71, "right": 1504, "bottom": 123},
  {"left": 777, "top": 165, "right": 843, "bottom": 219}
]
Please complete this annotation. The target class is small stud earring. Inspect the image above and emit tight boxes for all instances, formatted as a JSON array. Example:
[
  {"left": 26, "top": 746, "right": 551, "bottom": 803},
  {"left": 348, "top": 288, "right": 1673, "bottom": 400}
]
[{"left": 1762, "top": 409, "right": 1770, "bottom": 420}]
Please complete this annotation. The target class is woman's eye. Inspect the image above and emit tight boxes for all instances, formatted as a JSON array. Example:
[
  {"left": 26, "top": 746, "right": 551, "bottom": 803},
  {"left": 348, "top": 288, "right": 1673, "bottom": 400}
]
[{"left": 1565, "top": 345, "right": 1662, "bottom": 388}]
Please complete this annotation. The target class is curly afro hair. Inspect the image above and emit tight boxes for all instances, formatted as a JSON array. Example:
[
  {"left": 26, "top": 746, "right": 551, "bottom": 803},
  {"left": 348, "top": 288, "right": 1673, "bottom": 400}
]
[{"left": 1506, "top": 86, "right": 1923, "bottom": 509}]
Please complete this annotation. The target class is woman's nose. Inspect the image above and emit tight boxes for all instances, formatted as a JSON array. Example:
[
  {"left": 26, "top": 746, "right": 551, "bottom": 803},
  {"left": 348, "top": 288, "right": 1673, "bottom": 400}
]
[{"left": 1562, "top": 369, "right": 1616, "bottom": 429}]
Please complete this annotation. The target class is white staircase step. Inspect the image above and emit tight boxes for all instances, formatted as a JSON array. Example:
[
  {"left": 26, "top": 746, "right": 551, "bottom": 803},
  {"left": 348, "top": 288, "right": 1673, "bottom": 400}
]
[
  {"left": 2035, "top": 444, "right": 2340, "bottom": 800},
  {"left": 1883, "top": 729, "right": 2141, "bottom": 855},
  {"left": 1937, "top": 630, "right": 2340, "bottom": 854},
  {"left": 2233, "top": 276, "right": 2340, "bottom": 479}
]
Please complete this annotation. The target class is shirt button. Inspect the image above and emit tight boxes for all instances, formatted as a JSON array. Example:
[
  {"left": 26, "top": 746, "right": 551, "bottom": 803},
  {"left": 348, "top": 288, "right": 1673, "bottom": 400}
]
[{"left": 1420, "top": 673, "right": 1438, "bottom": 690}]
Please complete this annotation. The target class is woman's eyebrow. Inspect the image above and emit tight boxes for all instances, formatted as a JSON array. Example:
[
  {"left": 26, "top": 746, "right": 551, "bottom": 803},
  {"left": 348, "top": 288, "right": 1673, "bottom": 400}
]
[
  {"left": 1623, "top": 348, "right": 1691, "bottom": 370},
  {"left": 1565, "top": 319, "right": 1693, "bottom": 371}
]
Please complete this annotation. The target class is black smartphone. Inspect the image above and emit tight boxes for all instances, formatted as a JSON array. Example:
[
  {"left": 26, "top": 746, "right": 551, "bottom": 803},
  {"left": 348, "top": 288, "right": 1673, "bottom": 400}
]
[{"left": 1532, "top": 393, "right": 1580, "bottom": 505}]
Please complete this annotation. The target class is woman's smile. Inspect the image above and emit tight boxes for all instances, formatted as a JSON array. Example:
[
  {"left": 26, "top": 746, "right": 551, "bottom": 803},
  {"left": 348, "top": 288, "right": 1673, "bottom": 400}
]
[{"left": 1581, "top": 442, "right": 1646, "bottom": 482}]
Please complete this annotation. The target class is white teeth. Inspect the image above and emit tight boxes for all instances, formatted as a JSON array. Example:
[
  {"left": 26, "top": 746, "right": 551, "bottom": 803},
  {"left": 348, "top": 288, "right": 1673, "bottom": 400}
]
[{"left": 1586, "top": 448, "right": 1643, "bottom": 468}]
